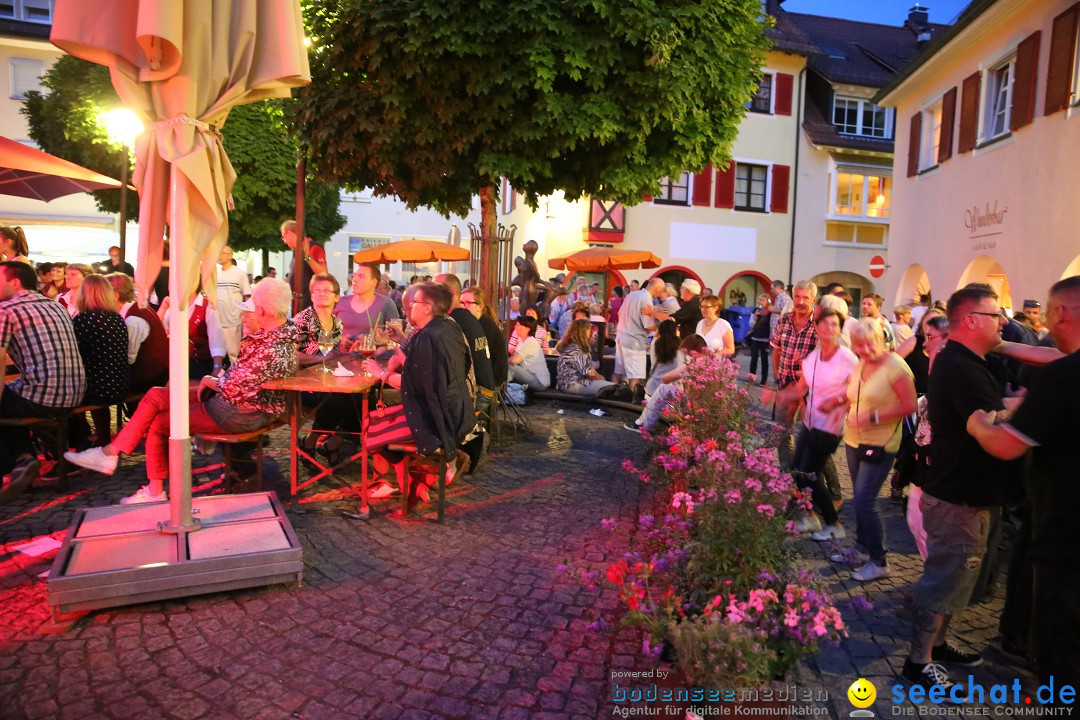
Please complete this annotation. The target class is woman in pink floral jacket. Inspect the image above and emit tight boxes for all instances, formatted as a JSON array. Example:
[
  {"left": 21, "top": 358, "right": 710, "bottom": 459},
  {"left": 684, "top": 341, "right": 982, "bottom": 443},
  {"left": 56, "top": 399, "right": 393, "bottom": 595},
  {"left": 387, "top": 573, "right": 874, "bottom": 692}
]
[{"left": 64, "top": 278, "right": 300, "bottom": 504}]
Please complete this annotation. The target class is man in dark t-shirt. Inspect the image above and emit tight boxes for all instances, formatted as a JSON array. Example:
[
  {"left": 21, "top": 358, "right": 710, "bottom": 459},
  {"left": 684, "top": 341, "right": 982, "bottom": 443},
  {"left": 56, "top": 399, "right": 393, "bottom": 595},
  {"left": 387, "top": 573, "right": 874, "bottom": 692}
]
[
  {"left": 903, "top": 284, "right": 1019, "bottom": 693},
  {"left": 967, "top": 275, "right": 1080, "bottom": 697},
  {"left": 434, "top": 274, "right": 495, "bottom": 394}
]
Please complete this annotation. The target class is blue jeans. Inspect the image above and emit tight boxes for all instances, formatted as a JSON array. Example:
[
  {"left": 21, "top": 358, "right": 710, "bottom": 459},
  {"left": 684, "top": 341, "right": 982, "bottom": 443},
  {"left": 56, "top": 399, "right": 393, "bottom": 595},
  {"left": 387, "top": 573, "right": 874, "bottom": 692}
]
[{"left": 846, "top": 444, "right": 896, "bottom": 567}]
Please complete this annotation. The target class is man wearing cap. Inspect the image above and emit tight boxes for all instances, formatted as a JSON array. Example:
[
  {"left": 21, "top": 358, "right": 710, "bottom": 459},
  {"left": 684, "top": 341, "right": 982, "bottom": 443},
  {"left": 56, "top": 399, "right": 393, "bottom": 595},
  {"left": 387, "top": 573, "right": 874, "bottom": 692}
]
[
  {"left": 1021, "top": 300, "right": 1045, "bottom": 336},
  {"left": 216, "top": 246, "right": 250, "bottom": 363}
]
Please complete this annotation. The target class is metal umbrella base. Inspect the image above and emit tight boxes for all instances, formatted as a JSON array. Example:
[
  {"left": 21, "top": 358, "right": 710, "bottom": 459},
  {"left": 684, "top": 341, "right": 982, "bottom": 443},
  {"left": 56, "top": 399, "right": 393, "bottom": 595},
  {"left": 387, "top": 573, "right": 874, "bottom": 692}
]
[{"left": 46, "top": 492, "right": 302, "bottom": 621}]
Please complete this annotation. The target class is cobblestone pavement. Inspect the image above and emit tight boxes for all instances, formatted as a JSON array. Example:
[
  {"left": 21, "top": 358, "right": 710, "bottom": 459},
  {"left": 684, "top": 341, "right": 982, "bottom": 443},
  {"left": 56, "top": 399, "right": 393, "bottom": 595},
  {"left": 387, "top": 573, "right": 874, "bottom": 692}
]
[{"left": 0, "top": 352, "right": 1033, "bottom": 719}]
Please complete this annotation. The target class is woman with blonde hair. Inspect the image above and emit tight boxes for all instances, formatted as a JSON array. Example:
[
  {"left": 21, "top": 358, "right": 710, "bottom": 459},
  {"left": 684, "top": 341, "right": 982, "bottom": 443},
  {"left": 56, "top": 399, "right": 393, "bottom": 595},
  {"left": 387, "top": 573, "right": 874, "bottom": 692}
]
[
  {"left": 556, "top": 318, "right": 614, "bottom": 397},
  {"left": 0, "top": 226, "right": 30, "bottom": 264},
  {"left": 832, "top": 318, "right": 917, "bottom": 582},
  {"left": 71, "top": 274, "right": 130, "bottom": 445}
]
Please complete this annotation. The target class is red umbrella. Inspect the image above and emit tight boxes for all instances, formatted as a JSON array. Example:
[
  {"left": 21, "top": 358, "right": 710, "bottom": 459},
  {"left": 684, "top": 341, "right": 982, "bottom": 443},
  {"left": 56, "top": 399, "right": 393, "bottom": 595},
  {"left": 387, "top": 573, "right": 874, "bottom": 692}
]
[{"left": 0, "top": 135, "right": 123, "bottom": 201}]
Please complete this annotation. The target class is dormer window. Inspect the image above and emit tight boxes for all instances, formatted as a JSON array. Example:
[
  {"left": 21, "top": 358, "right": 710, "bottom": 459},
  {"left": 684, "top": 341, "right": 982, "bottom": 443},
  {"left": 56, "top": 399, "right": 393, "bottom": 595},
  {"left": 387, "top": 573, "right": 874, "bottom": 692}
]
[{"left": 832, "top": 95, "right": 894, "bottom": 139}]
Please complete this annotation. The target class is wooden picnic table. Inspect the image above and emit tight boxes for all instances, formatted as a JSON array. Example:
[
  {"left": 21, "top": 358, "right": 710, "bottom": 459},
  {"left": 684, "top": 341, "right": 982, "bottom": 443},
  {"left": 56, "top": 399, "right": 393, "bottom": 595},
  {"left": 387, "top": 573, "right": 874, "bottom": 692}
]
[{"left": 263, "top": 355, "right": 380, "bottom": 515}]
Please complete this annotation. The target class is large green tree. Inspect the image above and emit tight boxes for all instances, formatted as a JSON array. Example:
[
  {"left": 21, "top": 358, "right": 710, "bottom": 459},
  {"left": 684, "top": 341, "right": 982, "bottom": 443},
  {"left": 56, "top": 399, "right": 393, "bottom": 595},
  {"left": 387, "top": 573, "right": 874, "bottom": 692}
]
[
  {"left": 294, "top": 0, "right": 769, "bottom": 287},
  {"left": 22, "top": 55, "right": 345, "bottom": 254}
]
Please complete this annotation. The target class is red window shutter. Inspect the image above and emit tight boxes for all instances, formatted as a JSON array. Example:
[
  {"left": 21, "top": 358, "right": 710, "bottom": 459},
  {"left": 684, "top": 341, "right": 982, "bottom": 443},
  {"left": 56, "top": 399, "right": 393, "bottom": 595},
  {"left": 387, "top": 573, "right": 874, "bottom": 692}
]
[
  {"left": 775, "top": 73, "right": 794, "bottom": 116},
  {"left": 1011, "top": 31, "right": 1041, "bottom": 131},
  {"left": 770, "top": 165, "right": 790, "bottom": 213},
  {"left": 692, "top": 164, "right": 713, "bottom": 206},
  {"left": 938, "top": 87, "right": 957, "bottom": 163},
  {"left": 1045, "top": 3, "right": 1080, "bottom": 116},
  {"left": 907, "top": 112, "right": 922, "bottom": 177},
  {"left": 714, "top": 164, "right": 736, "bottom": 209},
  {"left": 957, "top": 71, "right": 982, "bottom": 153}
]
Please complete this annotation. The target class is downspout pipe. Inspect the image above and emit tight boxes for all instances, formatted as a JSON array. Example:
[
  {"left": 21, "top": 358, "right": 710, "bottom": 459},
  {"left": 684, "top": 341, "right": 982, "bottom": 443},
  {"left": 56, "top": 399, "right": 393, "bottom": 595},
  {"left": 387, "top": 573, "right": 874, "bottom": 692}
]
[{"left": 787, "top": 66, "right": 806, "bottom": 287}]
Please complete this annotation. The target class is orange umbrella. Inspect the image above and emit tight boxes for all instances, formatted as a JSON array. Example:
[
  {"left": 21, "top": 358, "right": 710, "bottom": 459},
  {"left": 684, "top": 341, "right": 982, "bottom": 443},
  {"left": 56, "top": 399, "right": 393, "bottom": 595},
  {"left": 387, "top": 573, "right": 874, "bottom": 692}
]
[
  {"left": 548, "top": 246, "right": 661, "bottom": 272},
  {"left": 0, "top": 135, "right": 124, "bottom": 201},
  {"left": 353, "top": 238, "right": 470, "bottom": 264}
]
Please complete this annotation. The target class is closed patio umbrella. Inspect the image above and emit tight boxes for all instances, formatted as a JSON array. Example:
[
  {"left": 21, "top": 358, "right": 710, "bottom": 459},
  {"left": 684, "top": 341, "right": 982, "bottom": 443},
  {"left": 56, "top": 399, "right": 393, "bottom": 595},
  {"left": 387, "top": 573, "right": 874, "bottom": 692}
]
[{"left": 52, "top": 0, "right": 310, "bottom": 531}]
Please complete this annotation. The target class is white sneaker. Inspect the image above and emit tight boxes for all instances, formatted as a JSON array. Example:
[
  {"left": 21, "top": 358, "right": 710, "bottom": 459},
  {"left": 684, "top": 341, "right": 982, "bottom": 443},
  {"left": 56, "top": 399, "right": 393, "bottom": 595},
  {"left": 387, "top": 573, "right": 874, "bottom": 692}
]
[
  {"left": 794, "top": 513, "right": 822, "bottom": 534},
  {"left": 852, "top": 562, "right": 890, "bottom": 582},
  {"left": 811, "top": 524, "right": 846, "bottom": 541},
  {"left": 64, "top": 447, "right": 118, "bottom": 476},
  {"left": 119, "top": 484, "right": 167, "bottom": 505},
  {"left": 368, "top": 483, "right": 396, "bottom": 499}
]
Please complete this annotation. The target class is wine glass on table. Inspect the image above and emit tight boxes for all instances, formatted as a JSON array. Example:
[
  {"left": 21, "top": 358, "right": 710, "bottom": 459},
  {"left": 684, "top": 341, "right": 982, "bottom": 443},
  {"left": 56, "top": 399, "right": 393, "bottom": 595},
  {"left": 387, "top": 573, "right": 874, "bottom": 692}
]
[{"left": 316, "top": 328, "right": 335, "bottom": 373}]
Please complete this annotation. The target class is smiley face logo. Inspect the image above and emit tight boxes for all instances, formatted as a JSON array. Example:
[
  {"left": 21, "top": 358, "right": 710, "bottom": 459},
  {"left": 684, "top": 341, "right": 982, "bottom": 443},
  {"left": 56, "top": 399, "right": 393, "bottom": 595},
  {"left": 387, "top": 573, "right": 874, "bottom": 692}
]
[{"left": 848, "top": 678, "right": 876, "bottom": 708}]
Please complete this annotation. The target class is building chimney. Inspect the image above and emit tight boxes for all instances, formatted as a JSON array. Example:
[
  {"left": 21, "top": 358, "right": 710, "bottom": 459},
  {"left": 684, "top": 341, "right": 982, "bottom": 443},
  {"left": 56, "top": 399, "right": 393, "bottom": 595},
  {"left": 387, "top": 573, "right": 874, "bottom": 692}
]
[{"left": 908, "top": 4, "right": 930, "bottom": 27}]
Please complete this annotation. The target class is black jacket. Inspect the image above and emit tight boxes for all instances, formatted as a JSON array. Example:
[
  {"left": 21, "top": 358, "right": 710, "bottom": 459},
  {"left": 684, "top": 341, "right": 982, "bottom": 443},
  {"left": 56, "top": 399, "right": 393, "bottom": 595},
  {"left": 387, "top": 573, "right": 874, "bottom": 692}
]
[
  {"left": 402, "top": 315, "right": 475, "bottom": 455},
  {"left": 672, "top": 296, "right": 702, "bottom": 339}
]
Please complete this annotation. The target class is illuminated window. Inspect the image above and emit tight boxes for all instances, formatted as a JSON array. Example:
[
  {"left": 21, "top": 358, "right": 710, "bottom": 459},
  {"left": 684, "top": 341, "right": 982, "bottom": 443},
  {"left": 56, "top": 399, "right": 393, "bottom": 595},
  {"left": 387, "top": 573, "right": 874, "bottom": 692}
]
[
  {"left": 825, "top": 221, "right": 886, "bottom": 246},
  {"left": 832, "top": 169, "right": 890, "bottom": 219}
]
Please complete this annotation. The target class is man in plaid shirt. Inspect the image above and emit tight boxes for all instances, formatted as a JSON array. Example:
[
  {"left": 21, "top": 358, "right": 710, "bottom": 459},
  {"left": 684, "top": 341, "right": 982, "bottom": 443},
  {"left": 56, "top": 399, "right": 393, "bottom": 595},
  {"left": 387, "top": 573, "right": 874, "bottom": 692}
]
[
  {"left": 0, "top": 261, "right": 86, "bottom": 496},
  {"left": 770, "top": 280, "right": 818, "bottom": 390}
]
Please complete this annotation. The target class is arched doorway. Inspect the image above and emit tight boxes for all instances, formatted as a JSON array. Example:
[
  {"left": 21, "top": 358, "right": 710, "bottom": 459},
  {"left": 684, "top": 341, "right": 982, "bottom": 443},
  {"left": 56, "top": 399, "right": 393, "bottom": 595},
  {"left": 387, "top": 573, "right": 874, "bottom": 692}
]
[
  {"left": 957, "top": 256, "right": 1014, "bottom": 311},
  {"left": 1063, "top": 254, "right": 1080, "bottom": 280},
  {"left": 718, "top": 270, "right": 770, "bottom": 309},
  {"left": 894, "top": 264, "right": 932, "bottom": 308},
  {"left": 809, "top": 271, "right": 872, "bottom": 317},
  {"left": 649, "top": 266, "right": 704, "bottom": 294}
]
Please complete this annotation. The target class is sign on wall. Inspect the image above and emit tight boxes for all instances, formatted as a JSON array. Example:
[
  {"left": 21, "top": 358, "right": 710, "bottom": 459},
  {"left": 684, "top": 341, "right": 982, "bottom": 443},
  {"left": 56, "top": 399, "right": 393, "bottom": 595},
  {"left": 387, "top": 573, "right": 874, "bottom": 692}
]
[{"left": 348, "top": 235, "right": 392, "bottom": 253}]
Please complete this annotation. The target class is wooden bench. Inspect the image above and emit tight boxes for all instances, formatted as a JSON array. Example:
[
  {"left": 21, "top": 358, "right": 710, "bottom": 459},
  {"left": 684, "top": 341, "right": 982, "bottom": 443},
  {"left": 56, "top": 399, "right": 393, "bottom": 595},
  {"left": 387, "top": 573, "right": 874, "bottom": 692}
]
[
  {"left": 0, "top": 402, "right": 106, "bottom": 488},
  {"left": 531, "top": 389, "right": 643, "bottom": 414},
  {"left": 193, "top": 418, "right": 284, "bottom": 493}
]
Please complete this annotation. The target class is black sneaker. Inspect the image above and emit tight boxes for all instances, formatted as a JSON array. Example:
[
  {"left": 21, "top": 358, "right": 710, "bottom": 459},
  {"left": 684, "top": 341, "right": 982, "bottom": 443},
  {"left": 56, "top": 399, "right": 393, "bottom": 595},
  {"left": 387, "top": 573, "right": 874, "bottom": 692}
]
[
  {"left": 624, "top": 422, "right": 642, "bottom": 433},
  {"left": 902, "top": 660, "right": 959, "bottom": 699},
  {"left": 932, "top": 642, "right": 983, "bottom": 667}
]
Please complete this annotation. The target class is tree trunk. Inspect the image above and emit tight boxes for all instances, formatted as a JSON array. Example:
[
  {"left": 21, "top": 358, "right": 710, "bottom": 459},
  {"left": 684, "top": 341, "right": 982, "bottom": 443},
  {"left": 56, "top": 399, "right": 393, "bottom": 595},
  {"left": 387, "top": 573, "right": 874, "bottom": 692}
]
[
  {"left": 478, "top": 182, "right": 498, "bottom": 294},
  {"left": 261, "top": 247, "right": 270, "bottom": 273}
]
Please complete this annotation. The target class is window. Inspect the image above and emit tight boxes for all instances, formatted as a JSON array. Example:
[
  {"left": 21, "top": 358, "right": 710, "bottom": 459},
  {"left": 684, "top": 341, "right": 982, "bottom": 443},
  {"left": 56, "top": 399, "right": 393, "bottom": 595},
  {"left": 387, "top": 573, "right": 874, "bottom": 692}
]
[
  {"left": 655, "top": 172, "right": 690, "bottom": 206},
  {"left": 747, "top": 74, "right": 772, "bottom": 114},
  {"left": 734, "top": 164, "right": 767, "bottom": 211},
  {"left": 983, "top": 58, "right": 1014, "bottom": 140},
  {"left": 831, "top": 168, "right": 891, "bottom": 219},
  {"left": 0, "top": 0, "right": 51, "bottom": 23},
  {"left": 921, "top": 101, "right": 943, "bottom": 170},
  {"left": 826, "top": 222, "right": 886, "bottom": 246},
  {"left": 831, "top": 95, "right": 893, "bottom": 138},
  {"left": 9, "top": 59, "right": 43, "bottom": 100}
]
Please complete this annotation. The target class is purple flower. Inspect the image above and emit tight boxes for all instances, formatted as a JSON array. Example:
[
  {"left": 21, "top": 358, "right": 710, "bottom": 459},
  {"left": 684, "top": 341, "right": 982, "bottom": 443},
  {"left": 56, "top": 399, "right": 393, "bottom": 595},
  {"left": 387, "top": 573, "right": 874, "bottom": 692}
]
[{"left": 601, "top": 517, "right": 616, "bottom": 532}]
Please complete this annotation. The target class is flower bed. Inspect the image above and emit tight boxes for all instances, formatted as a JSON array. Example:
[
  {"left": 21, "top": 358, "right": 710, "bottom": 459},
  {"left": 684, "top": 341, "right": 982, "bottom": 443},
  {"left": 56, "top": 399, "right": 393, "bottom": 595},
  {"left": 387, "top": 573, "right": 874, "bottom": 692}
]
[{"left": 592, "top": 353, "right": 847, "bottom": 686}]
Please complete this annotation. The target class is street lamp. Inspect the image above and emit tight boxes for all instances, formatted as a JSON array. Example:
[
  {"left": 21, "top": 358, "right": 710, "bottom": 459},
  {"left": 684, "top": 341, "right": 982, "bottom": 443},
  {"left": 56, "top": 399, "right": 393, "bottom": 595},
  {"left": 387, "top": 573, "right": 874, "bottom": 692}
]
[{"left": 102, "top": 108, "right": 143, "bottom": 264}]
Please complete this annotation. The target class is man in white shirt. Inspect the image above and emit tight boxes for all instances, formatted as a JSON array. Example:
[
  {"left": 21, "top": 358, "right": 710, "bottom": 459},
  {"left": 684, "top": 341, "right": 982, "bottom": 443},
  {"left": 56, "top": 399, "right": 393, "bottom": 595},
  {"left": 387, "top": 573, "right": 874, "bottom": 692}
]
[
  {"left": 615, "top": 278, "right": 664, "bottom": 391},
  {"left": 216, "top": 246, "right": 250, "bottom": 362}
]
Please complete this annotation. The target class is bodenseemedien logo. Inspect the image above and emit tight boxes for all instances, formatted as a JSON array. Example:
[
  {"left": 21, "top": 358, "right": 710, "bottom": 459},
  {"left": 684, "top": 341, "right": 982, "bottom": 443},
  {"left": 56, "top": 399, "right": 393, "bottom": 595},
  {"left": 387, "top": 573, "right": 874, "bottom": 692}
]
[{"left": 849, "top": 678, "right": 877, "bottom": 717}]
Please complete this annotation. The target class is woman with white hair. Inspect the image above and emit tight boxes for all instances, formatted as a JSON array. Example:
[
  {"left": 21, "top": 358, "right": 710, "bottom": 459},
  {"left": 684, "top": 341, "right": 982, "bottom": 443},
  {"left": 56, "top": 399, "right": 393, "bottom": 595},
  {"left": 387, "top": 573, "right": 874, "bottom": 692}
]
[
  {"left": 831, "top": 317, "right": 917, "bottom": 582},
  {"left": 64, "top": 278, "right": 300, "bottom": 504}
]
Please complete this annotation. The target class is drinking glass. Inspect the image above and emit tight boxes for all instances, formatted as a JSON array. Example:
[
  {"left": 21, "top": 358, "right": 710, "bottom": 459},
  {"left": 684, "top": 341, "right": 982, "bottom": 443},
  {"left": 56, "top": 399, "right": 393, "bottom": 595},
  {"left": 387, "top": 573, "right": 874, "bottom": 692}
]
[{"left": 317, "top": 329, "right": 335, "bottom": 373}]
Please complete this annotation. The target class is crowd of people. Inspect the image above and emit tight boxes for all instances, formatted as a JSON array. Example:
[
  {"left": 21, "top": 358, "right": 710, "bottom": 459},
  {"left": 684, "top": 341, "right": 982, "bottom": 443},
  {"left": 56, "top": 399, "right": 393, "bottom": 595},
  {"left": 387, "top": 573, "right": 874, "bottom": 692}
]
[{"left": 3, "top": 218, "right": 1078, "bottom": 697}]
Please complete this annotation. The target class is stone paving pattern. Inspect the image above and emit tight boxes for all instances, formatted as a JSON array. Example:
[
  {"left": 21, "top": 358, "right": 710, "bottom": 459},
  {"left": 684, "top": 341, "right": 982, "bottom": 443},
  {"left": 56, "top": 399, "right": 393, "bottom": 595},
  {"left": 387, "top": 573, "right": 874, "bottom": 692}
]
[{"left": 0, "top": 352, "right": 1033, "bottom": 719}]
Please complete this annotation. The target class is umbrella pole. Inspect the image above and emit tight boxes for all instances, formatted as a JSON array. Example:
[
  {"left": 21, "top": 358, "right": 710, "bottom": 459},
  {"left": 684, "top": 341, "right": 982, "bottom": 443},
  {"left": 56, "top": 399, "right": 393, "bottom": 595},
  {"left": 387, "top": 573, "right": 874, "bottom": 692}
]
[{"left": 163, "top": 166, "right": 198, "bottom": 534}]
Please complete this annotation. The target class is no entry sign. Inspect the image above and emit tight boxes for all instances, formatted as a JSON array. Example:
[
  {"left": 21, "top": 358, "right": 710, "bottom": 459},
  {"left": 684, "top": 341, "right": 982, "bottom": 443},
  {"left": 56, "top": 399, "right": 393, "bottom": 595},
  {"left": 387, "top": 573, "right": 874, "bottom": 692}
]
[{"left": 869, "top": 255, "right": 886, "bottom": 279}]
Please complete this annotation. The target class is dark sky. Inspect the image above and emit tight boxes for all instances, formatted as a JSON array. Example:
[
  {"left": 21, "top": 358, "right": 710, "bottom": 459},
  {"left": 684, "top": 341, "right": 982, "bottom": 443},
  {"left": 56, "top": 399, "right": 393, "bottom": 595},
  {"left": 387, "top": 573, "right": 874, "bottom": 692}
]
[{"left": 780, "top": 0, "right": 970, "bottom": 26}]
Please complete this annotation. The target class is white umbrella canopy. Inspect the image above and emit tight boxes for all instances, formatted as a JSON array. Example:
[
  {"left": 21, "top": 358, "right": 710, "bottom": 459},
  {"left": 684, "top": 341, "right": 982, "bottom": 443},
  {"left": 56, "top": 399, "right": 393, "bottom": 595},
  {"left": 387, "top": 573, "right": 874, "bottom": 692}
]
[{"left": 52, "top": 0, "right": 310, "bottom": 530}]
